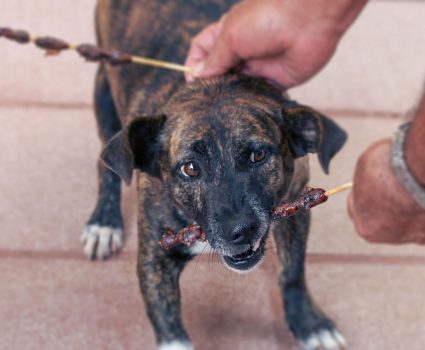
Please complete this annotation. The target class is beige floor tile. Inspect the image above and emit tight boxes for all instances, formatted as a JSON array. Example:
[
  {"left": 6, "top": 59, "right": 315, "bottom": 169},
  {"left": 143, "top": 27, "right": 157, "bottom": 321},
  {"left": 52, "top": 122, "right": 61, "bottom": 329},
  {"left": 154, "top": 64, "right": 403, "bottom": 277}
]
[{"left": 1, "top": 254, "right": 425, "bottom": 350}]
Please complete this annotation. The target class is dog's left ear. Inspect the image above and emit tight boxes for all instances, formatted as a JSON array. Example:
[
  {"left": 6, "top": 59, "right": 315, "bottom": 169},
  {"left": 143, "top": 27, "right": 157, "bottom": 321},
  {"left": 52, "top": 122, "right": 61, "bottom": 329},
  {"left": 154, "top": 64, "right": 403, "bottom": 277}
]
[
  {"left": 282, "top": 100, "right": 347, "bottom": 174},
  {"left": 101, "top": 115, "right": 166, "bottom": 185}
]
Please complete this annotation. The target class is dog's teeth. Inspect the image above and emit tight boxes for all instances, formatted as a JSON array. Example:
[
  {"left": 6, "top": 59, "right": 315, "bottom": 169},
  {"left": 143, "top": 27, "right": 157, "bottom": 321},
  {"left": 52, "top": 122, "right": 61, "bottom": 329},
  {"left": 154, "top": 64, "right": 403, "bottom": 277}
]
[{"left": 252, "top": 240, "right": 261, "bottom": 252}]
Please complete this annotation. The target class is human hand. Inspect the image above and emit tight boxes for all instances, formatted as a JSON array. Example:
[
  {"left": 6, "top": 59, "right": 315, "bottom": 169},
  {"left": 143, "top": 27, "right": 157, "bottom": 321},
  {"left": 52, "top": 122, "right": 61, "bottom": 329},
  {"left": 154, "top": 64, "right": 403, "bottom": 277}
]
[
  {"left": 347, "top": 139, "right": 425, "bottom": 244},
  {"left": 185, "top": 0, "right": 367, "bottom": 89}
]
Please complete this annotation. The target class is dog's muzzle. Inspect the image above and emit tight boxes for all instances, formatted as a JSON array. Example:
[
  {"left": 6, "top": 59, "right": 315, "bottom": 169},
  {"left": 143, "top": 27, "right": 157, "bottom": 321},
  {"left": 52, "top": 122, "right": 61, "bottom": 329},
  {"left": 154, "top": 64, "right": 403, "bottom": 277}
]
[{"left": 222, "top": 234, "right": 267, "bottom": 272}]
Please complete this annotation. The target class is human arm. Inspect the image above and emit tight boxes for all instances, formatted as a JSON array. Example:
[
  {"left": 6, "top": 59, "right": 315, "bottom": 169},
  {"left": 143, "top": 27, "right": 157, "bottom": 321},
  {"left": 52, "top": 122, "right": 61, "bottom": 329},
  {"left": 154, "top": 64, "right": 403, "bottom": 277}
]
[
  {"left": 348, "top": 90, "right": 425, "bottom": 244},
  {"left": 185, "top": 0, "right": 368, "bottom": 88}
]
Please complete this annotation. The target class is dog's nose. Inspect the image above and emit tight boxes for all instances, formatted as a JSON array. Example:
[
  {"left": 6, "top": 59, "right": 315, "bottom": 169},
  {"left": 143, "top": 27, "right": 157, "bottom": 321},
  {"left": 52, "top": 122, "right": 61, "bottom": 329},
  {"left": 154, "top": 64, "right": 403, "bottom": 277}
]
[{"left": 227, "top": 220, "right": 259, "bottom": 245}]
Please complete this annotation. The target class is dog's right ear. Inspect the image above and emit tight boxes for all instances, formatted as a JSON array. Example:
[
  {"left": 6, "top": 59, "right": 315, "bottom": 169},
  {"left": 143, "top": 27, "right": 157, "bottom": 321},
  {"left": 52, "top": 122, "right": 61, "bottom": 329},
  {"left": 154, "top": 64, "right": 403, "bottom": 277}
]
[{"left": 101, "top": 115, "right": 166, "bottom": 185}]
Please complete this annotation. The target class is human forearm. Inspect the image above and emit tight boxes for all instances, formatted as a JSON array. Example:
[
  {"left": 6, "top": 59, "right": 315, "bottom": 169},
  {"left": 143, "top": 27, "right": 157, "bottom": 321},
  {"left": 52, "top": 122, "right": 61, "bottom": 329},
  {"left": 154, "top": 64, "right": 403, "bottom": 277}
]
[{"left": 284, "top": 0, "right": 369, "bottom": 35}]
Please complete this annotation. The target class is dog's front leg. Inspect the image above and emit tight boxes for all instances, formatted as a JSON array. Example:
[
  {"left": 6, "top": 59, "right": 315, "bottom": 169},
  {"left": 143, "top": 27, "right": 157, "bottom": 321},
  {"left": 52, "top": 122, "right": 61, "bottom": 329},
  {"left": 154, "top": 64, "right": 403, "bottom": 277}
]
[
  {"left": 274, "top": 212, "right": 346, "bottom": 350},
  {"left": 137, "top": 238, "right": 193, "bottom": 350}
]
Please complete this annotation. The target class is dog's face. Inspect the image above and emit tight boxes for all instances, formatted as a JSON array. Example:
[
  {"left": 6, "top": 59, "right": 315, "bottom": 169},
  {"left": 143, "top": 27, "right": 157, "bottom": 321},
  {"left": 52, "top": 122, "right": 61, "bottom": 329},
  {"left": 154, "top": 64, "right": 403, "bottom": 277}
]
[
  {"left": 162, "top": 87, "right": 287, "bottom": 272},
  {"left": 102, "top": 76, "right": 346, "bottom": 272}
]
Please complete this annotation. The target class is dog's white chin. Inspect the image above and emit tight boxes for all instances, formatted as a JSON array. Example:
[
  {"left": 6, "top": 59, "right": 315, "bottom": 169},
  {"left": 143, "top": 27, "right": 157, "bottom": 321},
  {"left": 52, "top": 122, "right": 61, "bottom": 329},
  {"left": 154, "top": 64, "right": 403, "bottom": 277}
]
[{"left": 159, "top": 341, "right": 194, "bottom": 350}]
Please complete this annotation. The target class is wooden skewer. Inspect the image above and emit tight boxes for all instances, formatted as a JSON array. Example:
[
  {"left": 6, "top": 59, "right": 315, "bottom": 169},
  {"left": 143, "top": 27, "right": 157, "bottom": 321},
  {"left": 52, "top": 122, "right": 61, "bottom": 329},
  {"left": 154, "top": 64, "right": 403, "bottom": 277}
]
[
  {"left": 131, "top": 56, "right": 191, "bottom": 73},
  {"left": 324, "top": 181, "right": 353, "bottom": 197}
]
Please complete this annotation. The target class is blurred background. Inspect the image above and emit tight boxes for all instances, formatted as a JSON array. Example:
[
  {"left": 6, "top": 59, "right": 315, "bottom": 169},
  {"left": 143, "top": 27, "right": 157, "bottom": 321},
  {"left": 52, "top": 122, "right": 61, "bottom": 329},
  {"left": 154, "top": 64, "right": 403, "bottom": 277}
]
[{"left": 1, "top": 1, "right": 425, "bottom": 349}]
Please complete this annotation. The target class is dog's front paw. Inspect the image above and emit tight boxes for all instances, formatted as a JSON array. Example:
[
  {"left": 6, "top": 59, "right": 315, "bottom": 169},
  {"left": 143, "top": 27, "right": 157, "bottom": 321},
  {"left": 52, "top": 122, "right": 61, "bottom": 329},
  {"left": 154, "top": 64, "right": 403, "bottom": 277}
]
[
  {"left": 300, "top": 328, "right": 346, "bottom": 350},
  {"left": 158, "top": 341, "right": 194, "bottom": 350},
  {"left": 285, "top": 296, "right": 346, "bottom": 350},
  {"left": 81, "top": 224, "right": 123, "bottom": 260}
]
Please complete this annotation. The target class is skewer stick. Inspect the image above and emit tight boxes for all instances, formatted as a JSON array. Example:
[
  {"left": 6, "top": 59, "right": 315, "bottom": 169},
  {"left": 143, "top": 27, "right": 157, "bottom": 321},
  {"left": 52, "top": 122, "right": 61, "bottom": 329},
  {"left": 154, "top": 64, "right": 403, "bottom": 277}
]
[
  {"left": 131, "top": 56, "right": 191, "bottom": 73},
  {"left": 324, "top": 181, "right": 353, "bottom": 197}
]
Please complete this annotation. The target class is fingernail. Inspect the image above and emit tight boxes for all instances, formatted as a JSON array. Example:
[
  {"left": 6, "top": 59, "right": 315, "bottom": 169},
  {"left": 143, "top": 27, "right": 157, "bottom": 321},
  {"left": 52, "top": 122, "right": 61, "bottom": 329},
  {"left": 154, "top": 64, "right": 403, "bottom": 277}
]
[{"left": 191, "top": 61, "right": 205, "bottom": 76}]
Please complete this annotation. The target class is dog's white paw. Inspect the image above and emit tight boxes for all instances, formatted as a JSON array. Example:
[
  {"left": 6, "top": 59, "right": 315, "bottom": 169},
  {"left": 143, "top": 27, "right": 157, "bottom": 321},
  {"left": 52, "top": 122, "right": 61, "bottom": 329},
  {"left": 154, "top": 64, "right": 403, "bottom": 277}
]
[
  {"left": 158, "top": 341, "right": 194, "bottom": 350},
  {"left": 81, "top": 224, "right": 123, "bottom": 260},
  {"left": 300, "top": 329, "right": 346, "bottom": 350}
]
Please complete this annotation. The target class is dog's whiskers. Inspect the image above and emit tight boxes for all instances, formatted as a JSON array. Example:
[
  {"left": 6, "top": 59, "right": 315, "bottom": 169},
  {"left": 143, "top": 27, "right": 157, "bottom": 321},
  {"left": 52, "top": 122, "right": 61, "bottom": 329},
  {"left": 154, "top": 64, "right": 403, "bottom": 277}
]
[{"left": 192, "top": 243, "right": 210, "bottom": 271}]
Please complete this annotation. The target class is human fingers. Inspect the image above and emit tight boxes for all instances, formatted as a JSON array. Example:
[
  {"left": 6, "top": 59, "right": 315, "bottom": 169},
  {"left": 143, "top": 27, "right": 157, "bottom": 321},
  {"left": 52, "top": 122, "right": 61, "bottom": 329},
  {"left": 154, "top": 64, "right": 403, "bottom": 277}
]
[{"left": 185, "top": 21, "right": 222, "bottom": 82}]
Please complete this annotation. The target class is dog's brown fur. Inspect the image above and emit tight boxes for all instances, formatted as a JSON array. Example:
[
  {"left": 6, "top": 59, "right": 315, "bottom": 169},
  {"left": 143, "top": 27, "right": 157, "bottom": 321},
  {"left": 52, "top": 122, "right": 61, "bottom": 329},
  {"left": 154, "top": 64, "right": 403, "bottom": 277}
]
[
  {"left": 96, "top": 0, "right": 235, "bottom": 118},
  {"left": 85, "top": 1, "right": 348, "bottom": 349}
]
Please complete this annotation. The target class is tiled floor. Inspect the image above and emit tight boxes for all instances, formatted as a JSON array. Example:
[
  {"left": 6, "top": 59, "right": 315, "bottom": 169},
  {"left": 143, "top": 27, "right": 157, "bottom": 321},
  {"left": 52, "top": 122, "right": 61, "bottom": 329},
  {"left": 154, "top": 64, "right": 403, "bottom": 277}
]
[{"left": 1, "top": 1, "right": 425, "bottom": 350}]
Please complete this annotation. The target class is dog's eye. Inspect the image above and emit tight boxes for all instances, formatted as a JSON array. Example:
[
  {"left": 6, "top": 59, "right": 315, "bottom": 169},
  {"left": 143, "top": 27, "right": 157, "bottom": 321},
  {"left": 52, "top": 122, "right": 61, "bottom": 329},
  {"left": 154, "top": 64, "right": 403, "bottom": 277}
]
[
  {"left": 180, "top": 162, "right": 201, "bottom": 178},
  {"left": 249, "top": 149, "right": 267, "bottom": 163}
]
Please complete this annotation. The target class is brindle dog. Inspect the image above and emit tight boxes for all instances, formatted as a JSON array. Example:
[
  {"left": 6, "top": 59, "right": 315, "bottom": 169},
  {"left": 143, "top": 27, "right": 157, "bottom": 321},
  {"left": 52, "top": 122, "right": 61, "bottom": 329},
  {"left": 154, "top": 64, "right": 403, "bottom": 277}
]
[{"left": 82, "top": 1, "right": 348, "bottom": 349}]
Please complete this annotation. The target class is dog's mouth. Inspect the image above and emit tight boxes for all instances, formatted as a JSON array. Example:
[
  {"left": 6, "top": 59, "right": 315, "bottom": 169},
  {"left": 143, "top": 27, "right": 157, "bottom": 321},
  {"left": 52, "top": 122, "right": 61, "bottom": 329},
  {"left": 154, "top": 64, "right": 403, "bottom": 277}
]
[{"left": 222, "top": 235, "right": 267, "bottom": 272}]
